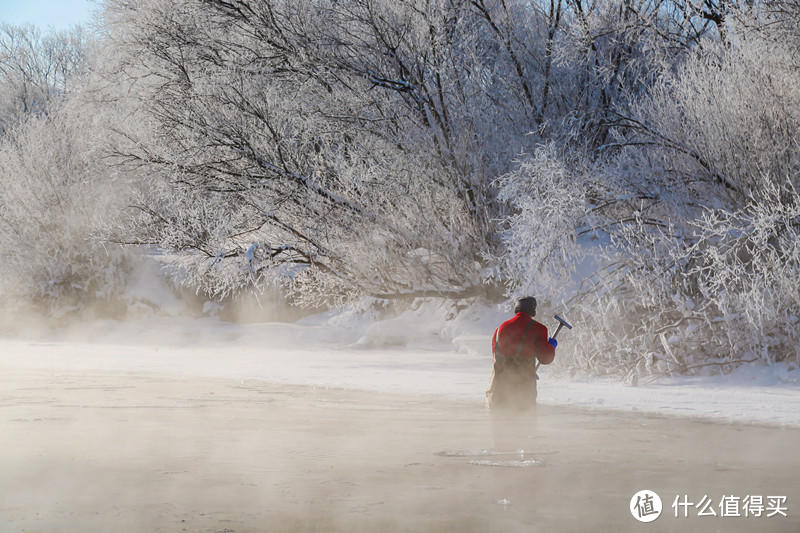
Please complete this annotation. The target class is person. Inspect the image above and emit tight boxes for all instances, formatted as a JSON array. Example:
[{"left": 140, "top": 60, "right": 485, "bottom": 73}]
[{"left": 486, "top": 296, "right": 556, "bottom": 410}]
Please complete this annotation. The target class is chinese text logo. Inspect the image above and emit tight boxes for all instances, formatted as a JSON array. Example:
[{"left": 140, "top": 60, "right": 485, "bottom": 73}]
[{"left": 630, "top": 490, "right": 662, "bottom": 523}]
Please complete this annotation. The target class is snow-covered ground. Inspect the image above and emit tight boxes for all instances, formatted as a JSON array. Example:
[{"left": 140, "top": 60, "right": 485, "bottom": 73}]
[{"left": 2, "top": 303, "right": 799, "bottom": 428}]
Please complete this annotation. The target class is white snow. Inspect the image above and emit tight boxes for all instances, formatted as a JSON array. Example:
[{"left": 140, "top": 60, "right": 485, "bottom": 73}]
[{"left": 1, "top": 304, "right": 799, "bottom": 428}]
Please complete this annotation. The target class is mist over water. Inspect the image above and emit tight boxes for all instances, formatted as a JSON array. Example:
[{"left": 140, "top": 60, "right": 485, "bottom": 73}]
[{"left": 2, "top": 366, "right": 798, "bottom": 533}]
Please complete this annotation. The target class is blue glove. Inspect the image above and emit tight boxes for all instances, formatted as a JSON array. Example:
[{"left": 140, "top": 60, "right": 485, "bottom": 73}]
[{"left": 548, "top": 337, "right": 558, "bottom": 348}]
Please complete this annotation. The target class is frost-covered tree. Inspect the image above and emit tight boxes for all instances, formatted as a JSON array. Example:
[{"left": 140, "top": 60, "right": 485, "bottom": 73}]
[
  {"left": 99, "top": 0, "right": 730, "bottom": 305},
  {"left": 604, "top": 22, "right": 800, "bottom": 370},
  {"left": 98, "top": 0, "right": 589, "bottom": 303},
  {"left": 0, "top": 24, "right": 90, "bottom": 134},
  {"left": 0, "top": 25, "right": 133, "bottom": 314},
  {"left": 500, "top": 10, "right": 800, "bottom": 376},
  {"left": 493, "top": 144, "right": 591, "bottom": 297},
  {"left": 0, "top": 100, "right": 129, "bottom": 311}
]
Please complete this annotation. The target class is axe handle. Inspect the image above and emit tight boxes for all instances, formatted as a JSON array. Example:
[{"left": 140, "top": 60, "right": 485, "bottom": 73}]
[{"left": 538, "top": 321, "right": 567, "bottom": 374}]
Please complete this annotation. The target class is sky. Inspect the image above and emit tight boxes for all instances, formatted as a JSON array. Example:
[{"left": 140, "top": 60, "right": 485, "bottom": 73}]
[{"left": 0, "top": 0, "right": 97, "bottom": 31}]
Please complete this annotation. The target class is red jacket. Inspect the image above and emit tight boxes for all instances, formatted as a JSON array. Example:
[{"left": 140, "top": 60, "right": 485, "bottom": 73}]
[{"left": 492, "top": 312, "right": 555, "bottom": 365}]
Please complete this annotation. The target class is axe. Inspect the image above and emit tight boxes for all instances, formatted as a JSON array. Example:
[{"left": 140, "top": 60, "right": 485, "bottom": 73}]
[
  {"left": 535, "top": 314, "right": 573, "bottom": 375},
  {"left": 551, "top": 314, "right": 573, "bottom": 340}
]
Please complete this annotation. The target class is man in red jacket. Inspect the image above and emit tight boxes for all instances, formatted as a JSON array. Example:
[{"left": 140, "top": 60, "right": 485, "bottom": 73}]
[{"left": 486, "top": 296, "right": 557, "bottom": 410}]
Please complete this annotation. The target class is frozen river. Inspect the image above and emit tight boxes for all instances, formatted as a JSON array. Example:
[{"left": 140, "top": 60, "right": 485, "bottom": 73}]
[{"left": 1, "top": 364, "right": 798, "bottom": 532}]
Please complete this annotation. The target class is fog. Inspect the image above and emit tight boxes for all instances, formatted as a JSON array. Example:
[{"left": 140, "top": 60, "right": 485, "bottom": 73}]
[{"left": 2, "top": 365, "right": 798, "bottom": 532}]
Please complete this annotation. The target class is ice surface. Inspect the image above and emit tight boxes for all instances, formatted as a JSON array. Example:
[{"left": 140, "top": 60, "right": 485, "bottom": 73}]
[
  {"left": 436, "top": 448, "right": 545, "bottom": 467},
  {"left": 435, "top": 449, "right": 526, "bottom": 457},
  {"left": 470, "top": 459, "right": 543, "bottom": 468}
]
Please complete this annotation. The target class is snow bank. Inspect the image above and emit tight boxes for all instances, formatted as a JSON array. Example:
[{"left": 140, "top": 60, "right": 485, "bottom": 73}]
[{"left": 537, "top": 370, "right": 800, "bottom": 428}]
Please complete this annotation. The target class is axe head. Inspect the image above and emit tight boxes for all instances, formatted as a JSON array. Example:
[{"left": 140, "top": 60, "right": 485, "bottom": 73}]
[{"left": 554, "top": 314, "right": 573, "bottom": 329}]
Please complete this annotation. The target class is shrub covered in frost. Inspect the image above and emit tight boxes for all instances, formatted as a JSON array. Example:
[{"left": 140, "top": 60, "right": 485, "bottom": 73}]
[
  {"left": 0, "top": 104, "right": 130, "bottom": 313},
  {"left": 494, "top": 145, "right": 589, "bottom": 299},
  {"left": 500, "top": 17, "right": 800, "bottom": 377}
]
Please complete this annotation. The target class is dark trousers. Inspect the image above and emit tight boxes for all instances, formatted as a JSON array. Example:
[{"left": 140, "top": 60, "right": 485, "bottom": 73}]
[{"left": 486, "top": 365, "right": 537, "bottom": 411}]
